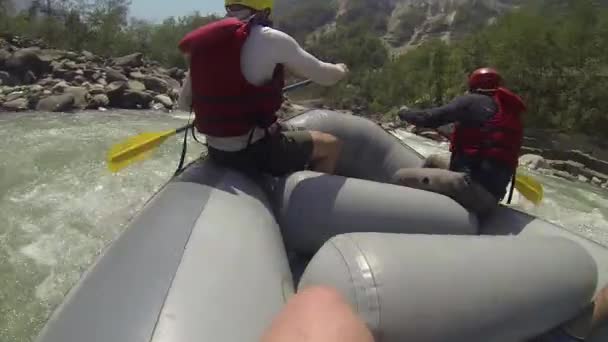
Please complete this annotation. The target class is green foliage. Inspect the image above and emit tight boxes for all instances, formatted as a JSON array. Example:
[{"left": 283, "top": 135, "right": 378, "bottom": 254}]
[{"left": 310, "top": 0, "right": 608, "bottom": 138}]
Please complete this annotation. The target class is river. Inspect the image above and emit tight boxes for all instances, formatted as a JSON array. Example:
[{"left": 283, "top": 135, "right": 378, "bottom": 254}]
[{"left": 1, "top": 110, "right": 607, "bottom": 342}]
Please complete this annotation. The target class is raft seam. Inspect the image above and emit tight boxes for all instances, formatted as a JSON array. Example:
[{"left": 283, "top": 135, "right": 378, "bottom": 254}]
[
  {"left": 346, "top": 234, "right": 381, "bottom": 332},
  {"left": 146, "top": 183, "right": 215, "bottom": 342}
]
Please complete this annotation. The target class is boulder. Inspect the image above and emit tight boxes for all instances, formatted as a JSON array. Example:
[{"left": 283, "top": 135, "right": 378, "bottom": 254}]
[
  {"left": 6, "top": 47, "right": 50, "bottom": 75},
  {"left": 168, "top": 67, "right": 185, "bottom": 80},
  {"left": 63, "top": 60, "right": 77, "bottom": 70},
  {"left": 97, "top": 78, "right": 108, "bottom": 86},
  {"left": 120, "top": 90, "right": 153, "bottom": 109},
  {"left": 164, "top": 77, "right": 181, "bottom": 92},
  {"left": 519, "top": 154, "right": 548, "bottom": 170},
  {"left": 36, "top": 94, "right": 75, "bottom": 112},
  {"left": 106, "top": 69, "right": 128, "bottom": 83},
  {"left": 142, "top": 76, "right": 169, "bottom": 93},
  {"left": 6, "top": 91, "right": 25, "bottom": 102},
  {"left": 89, "top": 94, "right": 110, "bottom": 108},
  {"left": 154, "top": 94, "right": 173, "bottom": 109},
  {"left": 52, "top": 81, "right": 70, "bottom": 94},
  {"left": 547, "top": 160, "right": 585, "bottom": 176},
  {"left": 65, "top": 86, "right": 90, "bottom": 109},
  {"left": 106, "top": 81, "right": 127, "bottom": 96},
  {"left": 128, "top": 80, "right": 146, "bottom": 92},
  {"left": 578, "top": 175, "right": 589, "bottom": 183},
  {"left": 29, "top": 84, "right": 44, "bottom": 93},
  {"left": 113, "top": 53, "right": 144, "bottom": 68},
  {"left": 81, "top": 51, "right": 95, "bottom": 61},
  {"left": 592, "top": 177, "right": 603, "bottom": 186},
  {"left": 129, "top": 71, "right": 146, "bottom": 80},
  {"left": 2, "top": 98, "right": 29, "bottom": 111},
  {"left": 37, "top": 78, "right": 57, "bottom": 87},
  {"left": 89, "top": 84, "right": 106, "bottom": 95}
]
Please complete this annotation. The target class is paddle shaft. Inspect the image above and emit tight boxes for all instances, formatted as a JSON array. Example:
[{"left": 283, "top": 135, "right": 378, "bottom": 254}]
[{"left": 173, "top": 79, "right": 314, "bottom": 134}]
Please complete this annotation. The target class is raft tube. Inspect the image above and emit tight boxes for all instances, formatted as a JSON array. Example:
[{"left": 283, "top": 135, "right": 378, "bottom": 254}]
[{"left": 36, "top": 109, "right": 608, "bottom": 342}]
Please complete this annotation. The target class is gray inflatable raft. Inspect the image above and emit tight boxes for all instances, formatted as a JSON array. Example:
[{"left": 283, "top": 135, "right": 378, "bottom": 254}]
[{"left": 36, "top": 110, "right": 608, "bottom": 342}]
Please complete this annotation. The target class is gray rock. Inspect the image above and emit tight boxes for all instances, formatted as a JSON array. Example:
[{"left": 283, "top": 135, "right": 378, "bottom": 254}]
[
  {"left": 120, "top": 90, "right": 153, "bottom": 109},
  {"left": 42, "top": 90, "right": 52, "bottom": 96},
  {"left": 168, "top": 67, "right": 185, "bottom": 80},
  {"left": 36, "top": 94, "right": 75, "bottom": 112},
  {"left": 0, "top": 94, "right": 4, "bottom": 103},
  {"left": 81, "top": 51, "right": 95, "bottom": 60},
  {"left": 142, "top": 76, "right": 169, "bottom": 93},
  {"left": 2, "top": 98, "right": 29, "bottom": 111},
  {"left": 519, "top": 154, "right": 548, "bottom": 170},
  {"left": 547, "top": 160, "right": 585, "bottom": 176},
  {"left": 113, "top": 53, "right": 144, "bottom": 68},
  {"left": 592, "top": 177, "right": 603, "bottom": 186},
  {"left": 37, "top": 78, "right": 58, "bottom": 87},
  {"left": 52, "top": 81, "right": 69, "bottom": 94},
  {"left": 23, "top": 70, "right": 37, "bottom": 84},
  {"left": 89, "top": 84, "right": 106, "bottom": 95},
  {"left": 65, "top": 87, "right": 90, "bottom": 109},
  {"left": 602, "top": 182, "right": 608, "bottom": 189},
  {"left": 64, "top": 60, "right": 77, "bottom": 69},
  {"left": 154, "top": 94, "right": 173, "bottom": 109},
  {"left": 73, "top": 75, "right": 87, "bottom": 85},
  {"left": 106, "top": 69, "right": 128, "bottom": 83},
  {"left": 106, "top": 81, "right": 127, "bottom": 96},
  {"left": 29, "top": 84, "right": 44, "bottom": 93},
  {"left": 128, "top": 80, "right": 146, "bottom": 92},
  {"left": 164, "top": 77, "right": 181, "bottom": 91},
  {"left": 89, "top": 94, "right": 109, "bottom": 108},
  {"left": 6, "top": 91, "right": 25, "bottom": 102},
  {"left": 578, "top": 175, "right": 589, "bottom": 183},
  {"left": 6, "top": 47, "right": 50, "bottom": 74},
  {"left": 90, "top": 71, "right": 102, "bottom": 81},
  {"left": 129, "top": 71, "right": 146, "bottom": 80},
  {"left": 97, "top": 78, "right": 108, "bottom": 86}
]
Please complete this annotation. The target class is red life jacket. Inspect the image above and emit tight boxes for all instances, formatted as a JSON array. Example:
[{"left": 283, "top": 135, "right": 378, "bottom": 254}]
[
  {"left": 450, "top": 88, "right": 526, "bottom": 169},
  {"left": 178, "top": 18, "right": 285, "bottom": 137}
]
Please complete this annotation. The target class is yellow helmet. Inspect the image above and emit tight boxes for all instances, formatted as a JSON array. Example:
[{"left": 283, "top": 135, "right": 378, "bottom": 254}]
[{"left": 225, "top": 0, "right": 274, "bottom": 12}]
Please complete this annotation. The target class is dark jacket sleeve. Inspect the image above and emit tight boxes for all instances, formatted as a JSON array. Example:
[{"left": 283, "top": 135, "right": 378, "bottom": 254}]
[{"left": 398, "top": 95, "right": 475, "bottom": 128}]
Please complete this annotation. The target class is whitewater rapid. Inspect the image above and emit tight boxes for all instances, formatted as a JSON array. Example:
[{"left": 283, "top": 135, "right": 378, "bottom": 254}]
[{"left": 0, "top": 110, "right": 607, "bottom": 342}]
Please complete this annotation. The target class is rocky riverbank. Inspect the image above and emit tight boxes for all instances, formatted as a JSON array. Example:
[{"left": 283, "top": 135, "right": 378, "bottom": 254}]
[{"left": 0, "top": 35, "right": 185, "bottom": 112}]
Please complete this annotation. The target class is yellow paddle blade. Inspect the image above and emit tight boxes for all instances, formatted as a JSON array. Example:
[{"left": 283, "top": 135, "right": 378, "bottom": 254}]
[
  {"left": 107, "top": 130, "right": 177, "bottom": 173},
  {"left": 515, "top": 172, "right": 544, "bottom": 205}
]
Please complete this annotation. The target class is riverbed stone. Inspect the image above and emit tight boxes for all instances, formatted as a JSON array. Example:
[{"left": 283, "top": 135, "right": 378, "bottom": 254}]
[
  {"left": 113, "top": 52, "right": 144, "bottom": 68},
  {"left": 154, "top": 94, "right": 173, "bottom": 108},
  {"left": 2, "top": 97, "right": 29, "bottom": 111},
  {"left": 89, "top": 94, "right": 109, "bottom": 108},
  {"left": 106, "top": 69, "right": 128, "bottom": 83},
  {"left": 36, "top": 93, "right": 75, "bottom": 112},
  {"left": 128, "top": 80, "right": 146, "bottom": 92},
  {"left": 65, "top": 86, "right": 90, "bottom": 109}
]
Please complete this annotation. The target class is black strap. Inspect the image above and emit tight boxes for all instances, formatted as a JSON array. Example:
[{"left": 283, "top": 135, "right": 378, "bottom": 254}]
[{"left": 507, "top": 171, "right": 516, "bottom": 204}]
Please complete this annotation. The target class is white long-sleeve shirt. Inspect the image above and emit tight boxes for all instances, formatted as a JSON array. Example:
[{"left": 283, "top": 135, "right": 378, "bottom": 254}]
[{"left": 178, "top": 25, "right": 347, "bottom": 151}]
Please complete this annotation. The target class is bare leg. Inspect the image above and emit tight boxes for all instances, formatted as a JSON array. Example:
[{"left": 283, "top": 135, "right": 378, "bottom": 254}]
[
  {"left": 309, "top": 131, "right": 342, "bottom": 175},
  {"left": 261, "top": 286, "right": 375, "bottom": 342}
]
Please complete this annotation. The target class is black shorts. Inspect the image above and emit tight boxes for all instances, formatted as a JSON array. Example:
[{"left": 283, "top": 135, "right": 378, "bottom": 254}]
[{"left": 207, "top": 129, "right": 314, "bottom": 177}]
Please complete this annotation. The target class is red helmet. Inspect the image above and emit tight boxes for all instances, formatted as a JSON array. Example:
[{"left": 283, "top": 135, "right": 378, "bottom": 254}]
[{"left": 468, "top": 67, "right": 502, "bottom": 91}]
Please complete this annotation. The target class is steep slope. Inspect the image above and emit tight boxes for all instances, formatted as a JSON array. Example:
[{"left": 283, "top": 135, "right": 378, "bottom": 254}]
[{"left": 275, "top": 0, "right": 526, "bottom": 52}]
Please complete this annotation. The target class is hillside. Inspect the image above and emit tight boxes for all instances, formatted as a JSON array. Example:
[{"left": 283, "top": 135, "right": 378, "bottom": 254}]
[{"left": 275, "top": 0, "right": 527, "bottom": 53}]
